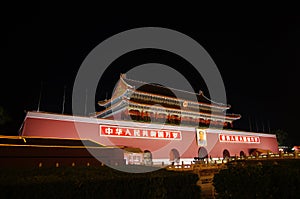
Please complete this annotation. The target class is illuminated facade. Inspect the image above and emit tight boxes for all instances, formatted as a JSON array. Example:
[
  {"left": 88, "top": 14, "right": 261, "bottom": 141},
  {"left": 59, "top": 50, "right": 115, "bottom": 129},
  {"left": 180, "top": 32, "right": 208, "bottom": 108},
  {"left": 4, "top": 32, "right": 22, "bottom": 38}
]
[
  {"left": 21, "top": 75, "right": 279, "bottom": 165},
  {"left": 96, "top": 74, "right": 241, "bottom": 129}
]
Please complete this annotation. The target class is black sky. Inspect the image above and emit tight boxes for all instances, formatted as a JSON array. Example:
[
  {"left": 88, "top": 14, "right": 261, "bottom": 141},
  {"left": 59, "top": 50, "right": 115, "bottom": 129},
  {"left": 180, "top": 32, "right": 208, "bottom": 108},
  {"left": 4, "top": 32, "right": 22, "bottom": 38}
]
[{"left": 0, "top": 8, "right": 298, "bottom": 145}]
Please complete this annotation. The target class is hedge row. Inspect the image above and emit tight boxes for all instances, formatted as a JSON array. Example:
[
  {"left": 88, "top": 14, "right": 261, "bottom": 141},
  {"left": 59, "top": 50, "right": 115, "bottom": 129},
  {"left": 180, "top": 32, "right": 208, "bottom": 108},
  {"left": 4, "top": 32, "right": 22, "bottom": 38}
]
[
  {"left": 0, "top": 165, "right": 200, "bottom": 199},
  {"left": 213, "top": 160, "right": 300, "bottom": 199}
]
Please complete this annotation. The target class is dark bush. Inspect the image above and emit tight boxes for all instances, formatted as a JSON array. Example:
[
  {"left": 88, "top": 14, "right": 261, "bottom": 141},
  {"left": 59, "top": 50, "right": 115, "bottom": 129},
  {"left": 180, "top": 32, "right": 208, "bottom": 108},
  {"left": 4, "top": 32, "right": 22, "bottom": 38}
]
[
  {"left": 0, "top": 165, "right": 200, "bottom": 199},
  {"left": 213, "top": 160, "right": 300, "bottom": 199}
]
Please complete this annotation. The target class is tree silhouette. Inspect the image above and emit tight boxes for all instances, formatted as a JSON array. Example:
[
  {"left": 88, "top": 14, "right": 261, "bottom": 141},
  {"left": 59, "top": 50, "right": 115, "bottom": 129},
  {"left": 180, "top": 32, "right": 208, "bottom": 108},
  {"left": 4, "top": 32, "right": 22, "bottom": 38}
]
[
  {"left": 0, "top": 106, "right": 11, "bottom": 127},
  {"left": 272, "top": 129, "right": 288, "bottom": 146}
]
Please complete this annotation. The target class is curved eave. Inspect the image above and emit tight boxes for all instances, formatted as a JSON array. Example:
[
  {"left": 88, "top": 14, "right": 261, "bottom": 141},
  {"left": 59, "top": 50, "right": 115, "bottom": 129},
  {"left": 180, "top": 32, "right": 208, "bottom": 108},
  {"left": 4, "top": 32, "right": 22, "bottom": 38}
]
[
  {"left": 95, "top": 99, "right": 129, "bottom": 118},
  {"left": 226, "top": 114, "right": 241, "bottom": 120},
  {"left": 98, "top": 76, "right": 133, "bottom": 107},
  {"left": 121, "top": 76, "right": 230, "bottom": 110},
  {"left": 99, "top": 75, "right": 231, "bottom": 111},
  {"left": 98, "top": 90, "right": 129, "bottom": 107}
]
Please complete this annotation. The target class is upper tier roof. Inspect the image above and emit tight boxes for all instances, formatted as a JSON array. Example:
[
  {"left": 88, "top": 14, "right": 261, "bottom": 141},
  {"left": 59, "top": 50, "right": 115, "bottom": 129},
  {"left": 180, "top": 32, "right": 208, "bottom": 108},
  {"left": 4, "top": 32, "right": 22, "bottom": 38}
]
[{"left": 98, "top": 74, "right": 230, "bottom": 110}]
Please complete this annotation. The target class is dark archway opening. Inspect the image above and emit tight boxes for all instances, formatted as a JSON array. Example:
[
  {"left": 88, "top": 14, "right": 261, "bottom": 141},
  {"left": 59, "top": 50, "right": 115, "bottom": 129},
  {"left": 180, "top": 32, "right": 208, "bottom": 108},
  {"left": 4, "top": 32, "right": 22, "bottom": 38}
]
[
  {"left": 223, "top": 149, "right": 230, "bottom": 159},
  {"left": 240, "top": 151, "right": 245, "bottom": 157},
  {"left": 198, "top": 147, "right": 208, "bottom": 159},
  {"left": 169, "top": 148, "right": 180, "bottom": 164}
]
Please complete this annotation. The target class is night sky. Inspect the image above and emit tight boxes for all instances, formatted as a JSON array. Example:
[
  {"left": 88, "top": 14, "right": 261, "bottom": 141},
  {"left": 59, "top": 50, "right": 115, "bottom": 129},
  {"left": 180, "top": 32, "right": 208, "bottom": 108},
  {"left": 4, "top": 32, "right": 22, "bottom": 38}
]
[{"left": 1, "top": 9, "right": 298, "bottom": 145}]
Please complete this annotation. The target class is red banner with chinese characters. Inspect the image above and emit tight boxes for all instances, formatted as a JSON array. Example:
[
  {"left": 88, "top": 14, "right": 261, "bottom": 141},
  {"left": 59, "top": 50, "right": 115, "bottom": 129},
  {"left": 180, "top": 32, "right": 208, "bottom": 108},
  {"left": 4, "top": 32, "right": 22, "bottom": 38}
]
[
  {"left": 219, "top": 134, "right": 260, "bottom": 143},
  {"left": 100, "top": 125, "right": 182, "bottom": 140}
]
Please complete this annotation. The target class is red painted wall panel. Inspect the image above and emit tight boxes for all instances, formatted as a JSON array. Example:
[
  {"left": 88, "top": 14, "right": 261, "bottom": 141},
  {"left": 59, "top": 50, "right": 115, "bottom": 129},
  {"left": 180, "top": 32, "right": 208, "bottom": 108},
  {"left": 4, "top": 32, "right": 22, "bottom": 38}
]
[{"left": 22, "top": 114, "right": 278, "bottom": 160}]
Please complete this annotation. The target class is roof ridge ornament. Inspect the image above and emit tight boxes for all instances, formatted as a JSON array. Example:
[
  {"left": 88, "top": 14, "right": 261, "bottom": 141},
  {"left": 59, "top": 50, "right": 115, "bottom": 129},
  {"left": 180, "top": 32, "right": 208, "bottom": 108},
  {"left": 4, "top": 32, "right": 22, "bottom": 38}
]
[{"left": 120, "top": 73, "right": 126, "bottom": 79}]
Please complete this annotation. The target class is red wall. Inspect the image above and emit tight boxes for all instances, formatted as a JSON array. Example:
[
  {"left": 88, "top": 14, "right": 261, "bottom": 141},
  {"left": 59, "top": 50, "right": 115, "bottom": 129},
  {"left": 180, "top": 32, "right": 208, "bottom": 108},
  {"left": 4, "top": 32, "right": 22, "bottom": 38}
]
[
  {"left": 206, "top": 133, "right": 278, "bottom": 157},
  {"left": 22, "top": 117, "right": 278, "bottom": 160}
]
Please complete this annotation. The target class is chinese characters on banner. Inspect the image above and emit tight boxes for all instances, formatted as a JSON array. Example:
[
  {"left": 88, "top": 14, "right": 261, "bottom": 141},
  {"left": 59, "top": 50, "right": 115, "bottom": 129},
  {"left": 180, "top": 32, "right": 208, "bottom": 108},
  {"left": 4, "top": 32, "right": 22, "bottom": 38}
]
[
  {"left": 100, "top": 125, "right": 182, "bottom": 140},
  {"left": 196, "top": 128, "right": 207, "bottom": 146},
  {"left": 219, "top": 134, "right": 260, "bottom": 143}
]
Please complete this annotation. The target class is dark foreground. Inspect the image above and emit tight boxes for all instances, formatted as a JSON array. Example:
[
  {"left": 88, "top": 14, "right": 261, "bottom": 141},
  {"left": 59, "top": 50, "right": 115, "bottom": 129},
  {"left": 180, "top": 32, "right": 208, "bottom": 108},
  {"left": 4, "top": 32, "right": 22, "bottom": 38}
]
[
  {"left": 0, "top": 165, "right": 200, "bottom": 199},
  {"left": 214, "top": 159, "right": 300, "bottom": 199},
  {"left": 1, "top": 159, "right": 300, "bottom": 199}
]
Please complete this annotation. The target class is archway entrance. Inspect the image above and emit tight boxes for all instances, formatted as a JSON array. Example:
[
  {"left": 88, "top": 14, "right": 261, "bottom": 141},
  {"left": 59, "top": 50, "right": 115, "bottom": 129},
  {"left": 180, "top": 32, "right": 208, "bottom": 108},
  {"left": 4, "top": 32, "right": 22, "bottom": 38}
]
[
  {"left": 169, "top": 149, "right": 180, "bottom": 164},
  {"left": 223, "top": 149, "right": 230, "bottom": 159},
  {"left": 240, "top": 151, "right": 245, "bottom": 157},
  {"left": 198, "top": 147, "right": 208, "bottom": 159}
]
